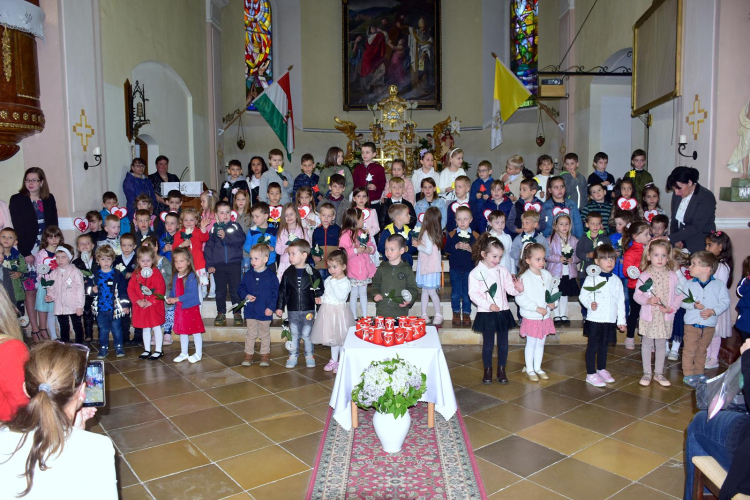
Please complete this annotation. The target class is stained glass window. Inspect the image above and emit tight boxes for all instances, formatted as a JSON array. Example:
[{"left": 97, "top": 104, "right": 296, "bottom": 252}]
[
  {"left": 245, "top": 0, "right": 272, "bottom": 111},
  {"left": 511, "top": 0, "right": 538, "bottom": 107}
]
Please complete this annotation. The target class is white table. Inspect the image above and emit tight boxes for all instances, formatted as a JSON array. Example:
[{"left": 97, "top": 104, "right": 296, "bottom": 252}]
[{"left": 329, "top": 326, "right": 458, "bottom": 431}]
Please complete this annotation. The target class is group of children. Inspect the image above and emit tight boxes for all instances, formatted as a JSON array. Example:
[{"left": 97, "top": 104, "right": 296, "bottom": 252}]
[{"left": 7, "top": 144, "right": 740, "bottom": 390}]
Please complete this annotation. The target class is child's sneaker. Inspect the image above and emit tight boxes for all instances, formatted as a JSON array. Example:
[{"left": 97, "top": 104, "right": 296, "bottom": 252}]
[
  {"left": 433, "top": 314, "right": 444, "bottom": 326},
  {"left": 242, "top": 353, "right": 253, "bottom": 367},
  {"left": 163, "top": 334, "right": 173, "bottom": 346},
  {"left": 259, "top": 354, "right": 271, "bottom": 367},
  {"left": 97, "top": 349, "right": 108, "bottom": 359},
  {"left": 697, "top": 374, "right": 707, "bottom": 384},
  {"left": 233, "top": 313, "right": 244, "bottom": 327},
  {"left": 115, "top": 349, "right": 125, "bottom": 358},
  {"left": 667, "top": 349, "right": 679, "bottom": 361},
  {"left": 586, "top": 373, "right": 606, "bottom": 387},
  {"left": 174, "top": 353, "right": 189, "bottom": 363},
  {"left": 624, "top": 337, "right": 635, "bottom": 350},
  {"left": 683, "top": 375, "right": 699, "bottom": 387},
  {"left": 705, "top": 358, "right": 719, "bottom": 369},
  {"left": 324, "top": 360, "right": 338, "bottom": 372},
  {"left": 639, "top": 373, "right": 652, "bottom": 386},
  {"left": 597, "top": 369, "right": 615, "bottom": 383},
  {"left": 285, "top": 355, "right": 298, "bottom": 368},
  {"left": 653, "top": 374, "right": 671, "bottom": 387},
  {"left": 214, "top": 314, "right": 226, "bottom": 326},
  {"left": 188, "top": 354, "right": 202, "bottom": 363},
  {"left": 306, "top": 355, "right": 316, "bottom": 368}
]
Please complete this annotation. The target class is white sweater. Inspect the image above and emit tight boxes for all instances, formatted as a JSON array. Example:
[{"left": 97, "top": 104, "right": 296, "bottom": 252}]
[
  {"left": 578, "top": 275, "right": 626, "bottom": 325},
  {"left": 438, "top": 168, "right": 466, "bottom": 202},
  {"left": 490, "top": 230, "right": 514, "bottom": 274},
  {"left": 411, "top": 168, "right": 438, "bottom": 193},
  {"left": 321, "top": 276, "right": 352, "bottom": 305},
  {"left": 516, "top": 269, "right": 558, "bottom": 320}
]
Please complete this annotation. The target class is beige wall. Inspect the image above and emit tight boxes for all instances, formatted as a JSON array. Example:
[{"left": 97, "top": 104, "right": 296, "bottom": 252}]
[
  {"left": 100, "top": 0, "right": 208, "bottom": 116},
  {"left": 223, "top": 0, "right": 562, "bottom": 181}
]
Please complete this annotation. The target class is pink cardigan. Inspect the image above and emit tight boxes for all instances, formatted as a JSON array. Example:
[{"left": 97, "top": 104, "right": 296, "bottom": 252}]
[
  {"left": 633, "top": 268, "right": 683, "bottom": 321},
  {"left": 275, "top": 225, "right": 309, "bottom": 280},
  {"left": 46, "top": 266, "right": 85, "bottom": 315},
  {"left": 469, "top": 261, "right": 520, "bottom": 312},
  {"left": 416, "top": 236, "right": 442, "bottom": 274},
  {"left": 546, "top": 233, "right": 580, "bottom": 278},
  {"left": 339, "top": 229, "right": 376, "bottom": 280}
]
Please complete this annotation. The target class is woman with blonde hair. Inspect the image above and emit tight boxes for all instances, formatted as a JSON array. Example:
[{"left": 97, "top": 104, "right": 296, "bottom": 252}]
[
  {"left": 0, "top": 286, "right": 27, "bottom": 422},
  {"left": 0, "top": 342, "right": 116, "bottom": 498}
]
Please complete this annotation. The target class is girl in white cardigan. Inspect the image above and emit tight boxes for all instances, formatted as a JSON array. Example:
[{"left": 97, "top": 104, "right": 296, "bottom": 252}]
[{"left": 516, "top": 243, "right": 558, "bottom": 382}]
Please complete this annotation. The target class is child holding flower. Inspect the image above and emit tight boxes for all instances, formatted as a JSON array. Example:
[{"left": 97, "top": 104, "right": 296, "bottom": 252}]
[
  {"left": 166, "top": 248, "right": 205, "bottom": 363},
  {"left": 275, "top": 203, "right": 308, "bottom": 279},
  {"left": 173, "top": 208, "right": 210, "bottom": 297},
  {"left": 339, "top": 208, "right": 376, "bottom": 318},
  {"left": 127, "top": 245, "right": 166, "bottom": 360},
  {"left": 350, "top": 186, "right": 381, "bottom": 265},
  {"left": 546, "top": 213, "right": 580, "bottom": 325},
  {"left": 35, "top": 225, "right": 63, "bottom": 341}
]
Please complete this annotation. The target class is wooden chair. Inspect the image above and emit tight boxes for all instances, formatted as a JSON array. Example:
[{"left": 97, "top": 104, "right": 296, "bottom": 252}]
[{"left": 692, "top": 456, "right": 750, "bottom": 500}]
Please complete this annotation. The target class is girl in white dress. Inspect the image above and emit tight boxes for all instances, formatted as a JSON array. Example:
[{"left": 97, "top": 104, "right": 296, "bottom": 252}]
[
  {"left": 438, "top": 148, "right": 467, "bottom": 202},
  {"left": 311, "top": 249, "right": 355, "bottom": 373}
]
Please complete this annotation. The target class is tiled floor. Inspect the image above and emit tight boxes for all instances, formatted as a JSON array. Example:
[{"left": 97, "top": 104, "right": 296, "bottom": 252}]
[{"left": 89, "top": 340, "right": 707, "bottom": 500}]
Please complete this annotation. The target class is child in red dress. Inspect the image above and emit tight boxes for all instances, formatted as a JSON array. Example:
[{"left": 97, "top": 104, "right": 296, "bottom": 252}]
[
  {"left": 128, "top": 245, "right": 167, "bottom": 360},
  {"left": 173, "top": 208, "right": 210, "bottom": 297},
  {"left": 167, "top": 248, "right": 205, "bottom": 363}
]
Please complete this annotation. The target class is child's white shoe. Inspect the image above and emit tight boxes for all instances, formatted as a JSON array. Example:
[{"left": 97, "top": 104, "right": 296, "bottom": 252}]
[
  {"left": 173, "top": 353, "right": 189, "bottom": 363},
  {"left": 286, "top": 355, "right": 298, "bottom": 368},
  {"left": 323, "top": 360, "right": 338, "bottom": 372},
  {"left": 667, "top": 349, "right": 679, "bottom": 361},
  {"left": 188, "top": 354, "right": 202, "bottom": 363},
  {"left": 433, "top": 314, "right": 444, "bottom": 325},
  {"left": 624, "top": 338, "right": 635, "bottom": 350}
]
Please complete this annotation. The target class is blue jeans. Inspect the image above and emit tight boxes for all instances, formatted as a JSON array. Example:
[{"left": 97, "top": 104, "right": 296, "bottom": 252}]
[
  {"left": 97, "top": 310, "right": 124, "bottom": 353},
  {"left": 288, "top": 310, "right": 314, "bottom": 358},
  {"left": 450, "top": 269, "right": 471, "bottom": 314},
  {"left": 318, "top": 268, "right": 329, "bottom": 281},
  {"left": 684, "top": 410, "right": 750, "bottom": 500}
]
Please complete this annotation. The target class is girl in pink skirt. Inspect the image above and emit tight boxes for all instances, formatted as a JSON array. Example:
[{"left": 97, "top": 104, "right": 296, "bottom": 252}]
[{"left": 515, "top": 242, "right": 558, "bottom": 382}]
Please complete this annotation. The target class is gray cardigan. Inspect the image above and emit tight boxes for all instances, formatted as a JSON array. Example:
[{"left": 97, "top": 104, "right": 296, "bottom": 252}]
[
  {"left": 669, "top": 184, "right": 716, "bottom": 254},
  {"left": 681, "top": 278, "right": 730, "bottom": 327}
]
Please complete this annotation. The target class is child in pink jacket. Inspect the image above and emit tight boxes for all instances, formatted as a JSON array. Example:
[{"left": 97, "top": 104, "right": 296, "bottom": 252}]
[
  {"left": 45, "top": 245, "right": 86, "bottom": 343},
  {"left": 633, "top": 239, "right": 683, "bottom": 387},
  {"left": 339, "top": 207, "right": 376, "bottom": 317}
]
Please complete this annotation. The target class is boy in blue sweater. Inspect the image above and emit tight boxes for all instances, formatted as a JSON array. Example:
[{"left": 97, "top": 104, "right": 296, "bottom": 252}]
[
  {"left": 377, "top": 203, "right": 415, "bottom": 265},
  {"left": 681, "top": 251, "right": 731, "bottom": 387},
  {"left": 507, "top": 178, "right": 546, "bottom": 236},
  {"left": 446, "top": 176, "right": 475, "bottom": 232},
  {"left": 292, "top": 153, "right": 319, "bottom": 201},
  {"left": 205, "top": 201, "right": 246, "bottom": 327},
  {"left": 479, "top": 180, "right": 513, "bottom": 233},
  {"left": 93, "top": 245, "right": 130, "bottom": 358},
  {"left": 158, "top": 212, "right": 180, "bottom": 262},
  {"left": 312, "top": 203, "right": 340, "bottom": 280},
  {"left": 244, "top": 202, "right": 278, "bottom": 274},
  {"left": 470, "top": 160, "right": 493, "bottom": 207},
  {"left": 444, "top": 206, "right": 479, "bottom": 326},
  {"left": 101, "top": 191, "right": 131, "bottom": 235},
  {"left": 238, "top": 243, "right": 279, "bottom": 367}
]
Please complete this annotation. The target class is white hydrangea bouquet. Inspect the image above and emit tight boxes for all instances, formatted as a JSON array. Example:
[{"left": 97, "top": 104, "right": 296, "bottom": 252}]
[{"left": 351, "top": 356, "right": 427, "bottom": 418}]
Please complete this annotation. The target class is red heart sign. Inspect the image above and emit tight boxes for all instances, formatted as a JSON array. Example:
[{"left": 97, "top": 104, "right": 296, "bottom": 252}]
[
  {"left": 361, "top": 208, "right": 371, "bottom": 220},
  {"left": 298, "top": 205, "right": 311, "bottom": 220},
  {"left": 230, "top": 210, "right": 238, "bottom": 222},
  {"left": 269, "top": 205, "right": 282, "bottom": 220},
  {"left": 552, "top": 207, "right": 570, "bottom": 217},
  {"left": 111, "top": 207, "right": 128, "bottom": 219},
  {"left": 644, "top": 209, "right": 658, "bottom": 223},
  {"left": 74, "top": 218, "right": 89, "bottom": 233},
  {"left": 417, "top": 212, "right": 425, "bottom": 224},
  {"left": 451, "top": 202, "right": 469, "bottom": 213},
  {"left": 483, "top": 209, "right": 493, "bottom": 221},
  {"left": 150, "top": 214, "right": 157, "bottom": 226},
  {"left": 617, "top": 197, "right": 637, "bottom": 210},
  {"left": 524, "top": 202, "right": 541, "bottom": 212},
  {"left": 159, "top": 211, "right": 168, "bottom": 222}
]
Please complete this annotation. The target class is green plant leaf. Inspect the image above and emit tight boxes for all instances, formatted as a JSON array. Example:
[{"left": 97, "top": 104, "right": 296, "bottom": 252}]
[
  {"left": 312, "top": 278, "right": 320, "bottom": 289},
  {"left": 682, "top": 289, "right": 696, "bottom": 304},
  {"left": 488, "top": 283, "right": 497, "bottom": 298},
  {"left": 546, "top": 290, "right": 562, "bottom": 303},
  {"left": 583, "top": 281, "right": 606, "bottom": 292},
  {"left": 638, "top": 277, "right": 653, "bottom": 293}
]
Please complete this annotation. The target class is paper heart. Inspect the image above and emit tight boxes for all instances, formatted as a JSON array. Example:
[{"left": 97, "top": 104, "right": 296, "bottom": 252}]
[
  {"left": 617, "top": 197, "right": 637, "bottom": 210},
  {"left": 111, "top": 207, "right": 128, "bottom": 219},
  {"left": 524, "top": 202, "right": 542, "bottom": 212},
  {"left": 552, "top": 206, "right": 570, "bottom": 217},
  {"left": 483, "top": 209, "right": 493, "bottom": 221},
  {"left": 451, "top": 202, "right": 469, "bottom": 213},
  {"left": 269, "top": 205, "right": 282, "bottom": 220},
  {"left": 74, "top": 217, "right": 89, "bottom": 233},
  {"left": 159, "top": 211, "right": 168, "bottom": 222},
  {"left": 230, "top": 210, "right": 238, "bottom": 222},
  {"left": 644, "top": 209, "right": 658, "bottom": 223},
  {"left": 298, "top": 205, "right": 311, "bottom": 220},
  {"left": 417, "top": 212, "right": 425, "bottom": 224},
  {"left": 150, "top": 214, "right": 157, "bottom": 225},
  {"left": 361, "top": 208, "right": 371, "bottom": 220},
  {"left": 42, "top": 256, "right": 55, "bottom": 268}
]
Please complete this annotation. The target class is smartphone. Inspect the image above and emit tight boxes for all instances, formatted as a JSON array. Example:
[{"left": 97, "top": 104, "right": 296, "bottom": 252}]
[{"left": 83, "top": 360, "right": 106, "bottom": 408}]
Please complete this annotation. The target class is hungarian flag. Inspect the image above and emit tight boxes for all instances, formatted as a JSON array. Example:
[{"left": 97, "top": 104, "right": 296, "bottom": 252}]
[
  {"left": 491, "top": 58, "right": 531, "bottom": 150},
  {"left": 252, "top": 71, "right": 295, "bottom": 161}
]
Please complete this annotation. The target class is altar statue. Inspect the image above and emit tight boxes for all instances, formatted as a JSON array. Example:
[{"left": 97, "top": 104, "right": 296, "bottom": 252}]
[{"left": 727, "top": 98, "right": 750, "bottom": 179}]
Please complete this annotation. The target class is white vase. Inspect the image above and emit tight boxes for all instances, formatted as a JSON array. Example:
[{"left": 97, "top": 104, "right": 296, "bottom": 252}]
[{"left": 372, "top": 409, "right": 411, "bottom": 453}]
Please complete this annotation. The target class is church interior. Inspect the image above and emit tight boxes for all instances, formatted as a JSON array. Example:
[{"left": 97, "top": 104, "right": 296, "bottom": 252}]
[{"left": 1, "top": 0, "right": 750, "bottom": 499}]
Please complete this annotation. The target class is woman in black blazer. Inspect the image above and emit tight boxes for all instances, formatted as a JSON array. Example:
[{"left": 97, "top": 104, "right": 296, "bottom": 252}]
[
  {"left": 666, "top": 166, "right": 716, "bottom": 254},
  {"left": 9, "top": 167, "right": 58, "bottom": 340}
]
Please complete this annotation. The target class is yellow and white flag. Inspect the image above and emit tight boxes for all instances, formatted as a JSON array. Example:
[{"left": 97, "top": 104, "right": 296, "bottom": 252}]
[{"left": 491, "top": 58, "right": 532, "bottom": 149}]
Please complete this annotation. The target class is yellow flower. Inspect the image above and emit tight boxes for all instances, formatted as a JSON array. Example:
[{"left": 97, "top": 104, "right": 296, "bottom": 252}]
[
  {"left": 436, "top": 186, "right": 441, "bottom": 194},
  {"left": 305, "top": 313, "right": 313, "bottom": 321},
  {"left": 451, "top": 182, "right": 455, "bottom": 189},
  {"left": 327, "top": 176, "right": 330, "bottom": 185},
  {"left": 277, "top": 166, "right": 284, "bottom": 173}
]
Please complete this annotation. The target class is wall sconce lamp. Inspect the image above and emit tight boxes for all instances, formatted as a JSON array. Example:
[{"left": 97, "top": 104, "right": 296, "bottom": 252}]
[
  {"left": 678, "top": 135, "right": 697, "bottom": 161},
  {"left": 84, "top": 147, "right": 102, "bottom": 170}
]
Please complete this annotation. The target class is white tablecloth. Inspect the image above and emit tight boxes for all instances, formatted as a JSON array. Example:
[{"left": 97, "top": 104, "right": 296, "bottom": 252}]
[{"left": 329, "top": 326, "right": 458, "bottom": 430}]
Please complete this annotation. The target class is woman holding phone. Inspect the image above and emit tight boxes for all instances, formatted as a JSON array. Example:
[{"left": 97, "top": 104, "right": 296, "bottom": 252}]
[{"left": 0, "top": 342, "right": 117, "bottom": 499}]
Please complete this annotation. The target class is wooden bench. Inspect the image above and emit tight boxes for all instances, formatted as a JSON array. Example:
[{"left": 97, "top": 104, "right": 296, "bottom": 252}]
[{"left": 692, "top": 456, "right": 750, "bottom": 499}]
